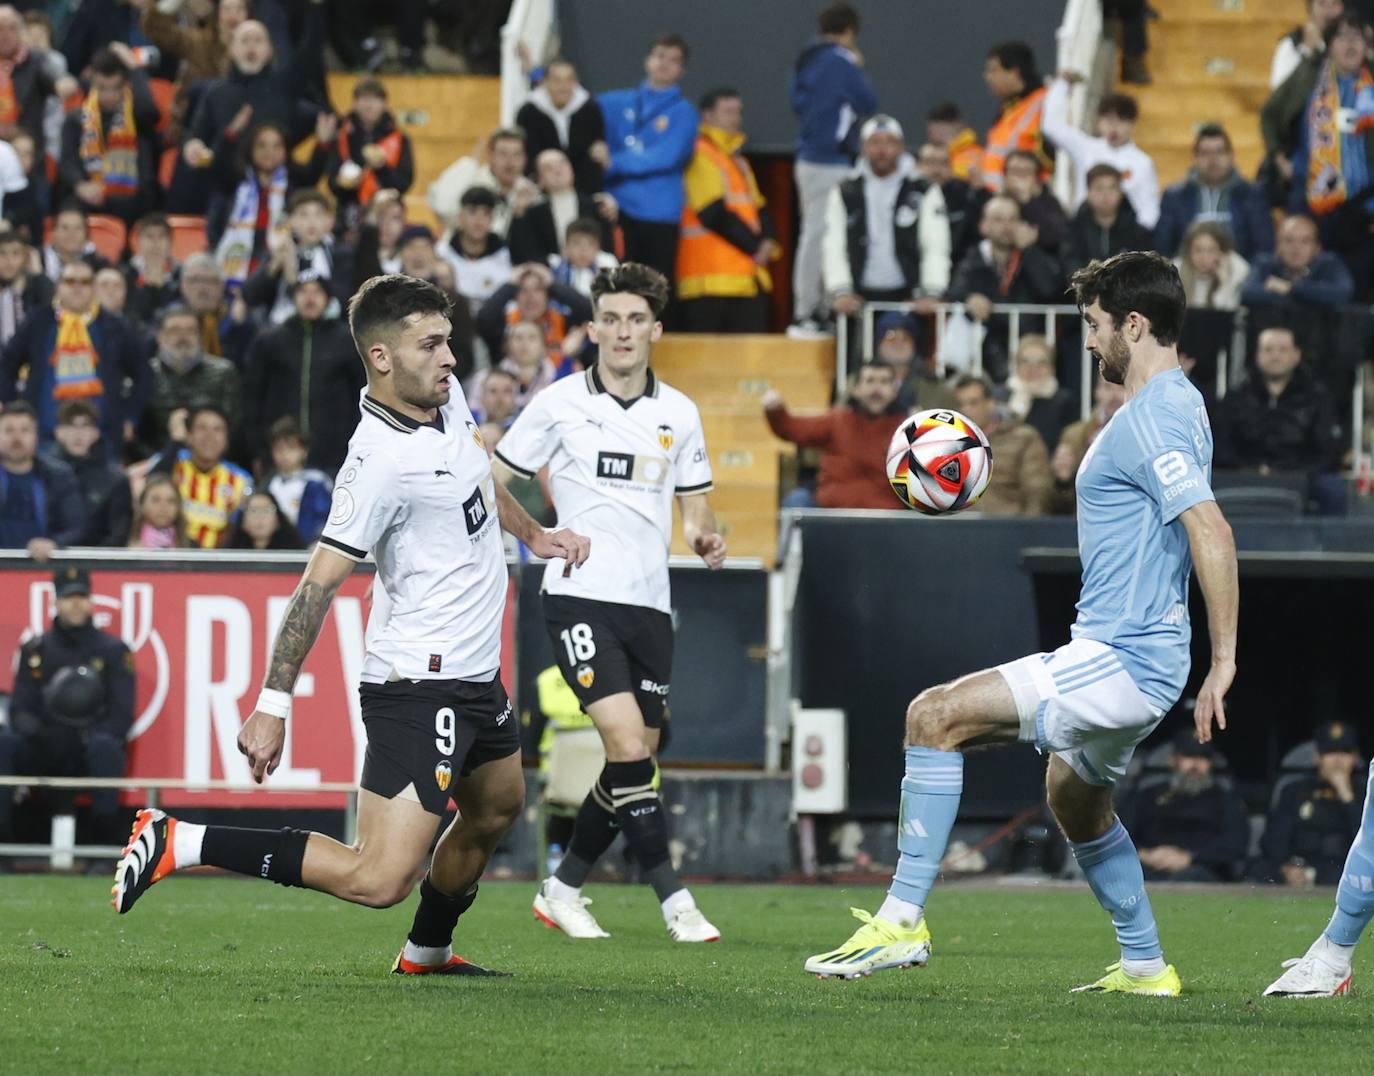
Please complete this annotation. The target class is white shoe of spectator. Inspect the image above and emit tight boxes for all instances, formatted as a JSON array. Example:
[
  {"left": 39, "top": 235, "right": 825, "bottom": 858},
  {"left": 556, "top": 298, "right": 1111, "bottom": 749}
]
[{"left": 785, "top": 318, "right": 834, "bottom": 340}]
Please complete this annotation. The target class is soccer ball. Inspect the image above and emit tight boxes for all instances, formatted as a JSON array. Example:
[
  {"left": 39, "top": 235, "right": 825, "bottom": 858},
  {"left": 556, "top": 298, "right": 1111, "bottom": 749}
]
[{"left": 885, "top": 408, "right": 993, "bottom": 515}]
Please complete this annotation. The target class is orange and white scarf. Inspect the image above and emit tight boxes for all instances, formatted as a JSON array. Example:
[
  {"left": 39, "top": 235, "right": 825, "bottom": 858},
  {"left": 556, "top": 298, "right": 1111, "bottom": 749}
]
[
  {"left": 50, "top": 308, "right": 102, "bottom": 400},
  {"left": 80, "top": 86, "right": 140, "bottom": 198},
  {"left": 1305, "top": 58, "right": 1374, "bottom": 215}
]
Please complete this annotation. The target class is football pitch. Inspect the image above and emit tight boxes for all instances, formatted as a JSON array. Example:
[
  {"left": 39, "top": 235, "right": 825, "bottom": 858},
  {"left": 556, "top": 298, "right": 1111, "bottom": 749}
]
[{"left": 2, "top": 875, "right": 1368, "bottom": 1076}]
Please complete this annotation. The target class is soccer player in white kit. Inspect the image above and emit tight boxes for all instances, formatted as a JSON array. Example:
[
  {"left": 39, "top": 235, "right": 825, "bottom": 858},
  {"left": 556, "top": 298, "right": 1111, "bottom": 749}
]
[
  {"left": 112, "top": 275, "right": 591, "bottom": 977},
  {"left": 493, "top": 263, "right": 727, "bottom": 943},
  {"left": 805, "top": 251, "right": 1239, "bottom": 994}
]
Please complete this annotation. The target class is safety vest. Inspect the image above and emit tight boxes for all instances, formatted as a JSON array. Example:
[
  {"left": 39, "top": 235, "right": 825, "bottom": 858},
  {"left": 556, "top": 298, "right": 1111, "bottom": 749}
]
[
  {"left": 980, "top": 86, "right": 1050, "bottom": 191},
  {"left": 676, "top": 127, "right": 771, "bottom": 300},
  {"left": 948, "top": 127, "right": 983, "bottom": 182}
]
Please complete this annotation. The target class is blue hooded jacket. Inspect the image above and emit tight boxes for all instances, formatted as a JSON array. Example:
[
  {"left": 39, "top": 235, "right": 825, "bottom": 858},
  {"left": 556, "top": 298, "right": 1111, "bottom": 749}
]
[
  {"left": 599, "top": 81, "right": 699, "bottom": 224},
  {"left": 790, "top": 39, "right": 878, "bottom": 165}
]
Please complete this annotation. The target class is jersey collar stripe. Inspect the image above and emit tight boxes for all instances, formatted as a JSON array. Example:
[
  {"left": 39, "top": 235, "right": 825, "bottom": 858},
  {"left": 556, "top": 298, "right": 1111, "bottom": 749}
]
[
  {"left": 319, "top": 535, "right": 366, "bottom": 561},
  {"left": 493, "top": 447, "right": 535, "bottom": 480},
  {"left": 587, "top": 364, "right": 659, "bottom": 403},
  {"left": 362, "top": 395, "right": 447, "bottom": 435},
  {"left": 675, "top": 480, "right": 713, "bottom": 495}
]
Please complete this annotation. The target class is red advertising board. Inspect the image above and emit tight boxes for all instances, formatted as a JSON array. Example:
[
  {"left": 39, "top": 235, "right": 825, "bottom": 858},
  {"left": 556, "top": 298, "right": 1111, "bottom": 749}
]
[{"left": 0, "top": 564, "right": 517, "bottom": 808}]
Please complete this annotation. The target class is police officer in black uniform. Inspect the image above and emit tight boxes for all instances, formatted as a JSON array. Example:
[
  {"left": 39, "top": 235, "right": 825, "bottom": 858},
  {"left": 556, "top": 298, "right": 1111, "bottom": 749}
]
[
  {"left": 0, "top": 567, "right": 135, "bottom": 846},
  {"left": 1254, "top": 720, "right": 1367, "bottom": 887}
]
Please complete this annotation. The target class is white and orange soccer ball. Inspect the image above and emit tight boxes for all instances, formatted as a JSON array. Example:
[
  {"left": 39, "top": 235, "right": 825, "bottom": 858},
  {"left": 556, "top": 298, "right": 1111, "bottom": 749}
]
[{"left": 885, "top": 408, "right": 993, "bottom": 515}]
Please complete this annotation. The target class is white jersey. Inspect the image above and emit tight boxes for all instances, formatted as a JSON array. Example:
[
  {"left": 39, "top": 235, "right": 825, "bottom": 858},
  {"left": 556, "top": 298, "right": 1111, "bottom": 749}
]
[
  {"left": 495, "top": 367, "right": 713, "bottom": 613},
  {"left": 319, "top": 391, "right": 507, "bottom": 684}
]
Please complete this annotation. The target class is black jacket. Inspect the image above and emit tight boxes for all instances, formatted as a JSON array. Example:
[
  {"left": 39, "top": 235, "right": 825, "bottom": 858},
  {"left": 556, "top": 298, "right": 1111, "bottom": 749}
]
[
  {"left": 1212, "top": 365, "right": 1343, "bottom": 473},
  {"left": 241, "top": 315, "right": 366, "bottom": 473},
  {"left": 187, "top": 63, "right": 321, "bottom": 151},
  {"left": 53, "top": 442, "right": 132, "bottom": 547},
  {"left": 515, "top": 93, "right": 607, "bottom": 195},
  {"left": 58, "top": 73, "right": 163, "bottom": 223},
  {"left": 1255, "top": 773, "right": 1367, "bottom": 886},
  {"left": 945, "top": 242, "right": 1064, "bottom": 306},
  {"left": 1121, "top": 778, "right": 1251, "bottom": 880},
  {"left": 837, "top": 171, "right": 943, "bottom": 296},
  {"left": 1061, "top": 199, "right": 1154, "bottom": 278},
  {"left": 0, "top": 453, "right": 87, "bottom": 549},
  {"left": 10, "top": 619, "right": 134, "bottom": 739},
  {"left": 2, "top": 48, "right": 57, "bottom": 159},
  {"left": 507, "top": 192, "right": 606, "bottom": 265}
]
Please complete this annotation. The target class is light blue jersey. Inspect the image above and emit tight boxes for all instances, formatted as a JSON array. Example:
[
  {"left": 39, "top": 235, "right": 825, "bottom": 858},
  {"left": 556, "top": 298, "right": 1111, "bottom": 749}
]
[{"left": 1071, "top": 367, "right": 1214, "bottom": 710}]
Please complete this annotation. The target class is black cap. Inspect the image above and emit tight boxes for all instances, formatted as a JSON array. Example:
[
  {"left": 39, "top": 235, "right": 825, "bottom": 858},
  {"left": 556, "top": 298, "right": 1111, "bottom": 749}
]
[
  {"left": 1172, "top": 729, "right": 1213, "bottom": 759},
  {"left": 398, "top": 224, "right": 435, "bottom": 247},
  {"left": 1315, "top": 720, "right": 1360, "bottom": 754},
  {"left": 53, "top": 566, "right": 90, "bottom": 598}
]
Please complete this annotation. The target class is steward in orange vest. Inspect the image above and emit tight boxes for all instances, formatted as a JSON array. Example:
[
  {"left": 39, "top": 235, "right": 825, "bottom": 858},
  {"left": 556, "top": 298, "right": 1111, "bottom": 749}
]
[
  {"left": 675, "top": 92, "right": 777, "bottom": 333},
  {"left": 979, "top": 42, "right": 1053, "bottom": 192},
  {"left": 327, "top": 79, "right": 414, "bottom": 242}
]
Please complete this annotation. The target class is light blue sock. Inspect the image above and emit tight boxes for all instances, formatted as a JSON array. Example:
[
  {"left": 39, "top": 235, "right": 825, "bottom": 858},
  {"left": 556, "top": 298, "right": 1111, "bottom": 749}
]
[
  {"left": 1325, "top": 762, "right": 1374, "bottom": 948},
  {"left": 1070, "top": 817, "right": 1162, "bottom": 961},
  {"left": 888, "top": 746, "right": 964, "bottom": 907}
]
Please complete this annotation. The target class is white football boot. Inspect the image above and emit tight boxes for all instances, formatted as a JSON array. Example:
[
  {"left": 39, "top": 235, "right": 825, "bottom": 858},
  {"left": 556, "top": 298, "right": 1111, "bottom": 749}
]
[
  {"left": 532, "top": 879, "right": 610, "bottom": 939},
  {"left": 666, "top": 906, "right": 721, "bottom": 942}
]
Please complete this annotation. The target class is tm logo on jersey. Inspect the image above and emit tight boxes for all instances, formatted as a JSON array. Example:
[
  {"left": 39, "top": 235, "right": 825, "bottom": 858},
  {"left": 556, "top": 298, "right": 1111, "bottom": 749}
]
[
  {"left": 462, "top": 487, "right": 495, "bottom": 540},
  {"left": 596, "top": 451, "right": 667, "bottom": 489}
]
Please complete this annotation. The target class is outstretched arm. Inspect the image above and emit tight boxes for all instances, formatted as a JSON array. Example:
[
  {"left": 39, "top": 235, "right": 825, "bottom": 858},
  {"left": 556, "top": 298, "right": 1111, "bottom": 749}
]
[
  {"left": 678, "top": 492, "right": 726, "bottom": 569},
  {"left": 492, "top": 469, "right": 590, "bottom": 567},
  {"left": 1180, "top": 500, "right": 1238, "bottom": 743},
  {"left": 238, "top": 545, "right": 356, "bottom": 782}
]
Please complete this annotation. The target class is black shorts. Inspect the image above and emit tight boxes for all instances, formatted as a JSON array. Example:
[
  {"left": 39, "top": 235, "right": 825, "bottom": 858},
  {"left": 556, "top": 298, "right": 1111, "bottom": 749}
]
[
  {"left": 542, "top": 594, "right": 673, "bottom": 728},
  {"left": 358, "top": 676, "right": 518, "bottom": 815}
]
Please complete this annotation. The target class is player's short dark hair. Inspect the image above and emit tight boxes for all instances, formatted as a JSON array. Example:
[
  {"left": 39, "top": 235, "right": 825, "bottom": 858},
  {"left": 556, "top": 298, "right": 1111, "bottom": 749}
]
[
  {"left": 89, "top": 47, "right": 130, "bottom": 80},
  {"left": 186, "top": 403, "right": 229, "bottom": 432},
  {"left": 1070, "top": 250, "right": 1186, "bottom": 347},
  {"left": 652, "top": 32, "right": 689, "bottom": 63},
  {"left": 57, "top": 399, "right": 98, "bottom": 425},
  {"left": 460, "top": 186, "right": 499, "bottom": 211},
  {"left": 698, "top": 86, "right": 740, "bottom": 113},
  {"left": 590, "top": 262, "right": 670, "bottom": 320},
  {"left": 135, "top": 211, "right": 170, "bottom": 239},
  {"left": 927, "top": 101, "right": 963, "bottom": 124},
  {"left": 287, "top": 188, "right": 334, "bottom": 215},
  {"left": 1193, "top": 123, "right": 1232, "bottom": 153},
  {"left": 268, "top": 415, "right": 308, "bottom": 447},
  {"left": 157, "top": 303, "right": 200, "bottom": 330},
  {"left": 953, "top": 374, "right": 993, "bottom": 398},
  {"left": 986, "top": 40, "right": 1040, "bottom": 91},
  {"left": 1085, "top": 163, "right": 1123, "bottom": 186},
  {"left": 818, "top": 2, "right": 860, "bottom": 35},
  {"left": 565, "top": 216, "right": 603, "bottom": 245},
  {"left": 488, "top": 126, "right": 526, "bottom": 151},
  {"left": 348, "top": 273, "right": 453, "bottom": 357},
  {"left": 1098, "top": 93, "right": 1138, "bottom": 122},
  {"left": 0, "top": 399, "right": 36, "bottom": 422},
  {"left": 1004, "top": 148, "right": 1041, "bottom": 174},
  {"left": 353, "top": 77, "right": 387, "bottom": 100}
]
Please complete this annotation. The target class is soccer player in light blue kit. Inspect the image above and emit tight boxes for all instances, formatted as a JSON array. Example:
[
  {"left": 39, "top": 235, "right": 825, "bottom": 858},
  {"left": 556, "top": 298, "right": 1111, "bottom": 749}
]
[{"left": 805, "top": 251, "right": 1239, "bottom": 994}]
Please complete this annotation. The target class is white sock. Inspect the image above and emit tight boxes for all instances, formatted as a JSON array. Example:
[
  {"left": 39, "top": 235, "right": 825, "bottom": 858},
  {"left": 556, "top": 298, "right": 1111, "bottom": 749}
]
[
  {"left": 1312, "top": 934, "right": 1355, "bottom": 971},
  {"left": 172, "top": 821, "right": 205, "bottom": 869},
  {"left": 661, "top": 888, "right": 696, "bottom": 922},
  {"left": 877, "top": 894, "right": 922, "bottom": 929},
  {"left": 546, "top": 876, "right": 581, "bottom": 904},
  {"left": 402, "top": 942, "right": 451, "bottom": 967},
  {"left": 1121, "top": 955, "right": 1167, "bottom": 978}
]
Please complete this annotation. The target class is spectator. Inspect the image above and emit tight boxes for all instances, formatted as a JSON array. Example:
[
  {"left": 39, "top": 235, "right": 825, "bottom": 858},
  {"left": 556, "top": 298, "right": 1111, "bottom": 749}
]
[
  {"left": 1121, "top": 732, "right": 1250, "bottom": 882},
  {"left": 0, "top": 5, "right": 59, "bottom": 169},
  {"left": 263, "top": 416, "right": 331, "bottom": 543},
  {"left": 133, "top": 0, "right": 250, "bottom": 144},
  {"left": 1050, "top": 376, "right": 1126, "bottom": 514},
  {"left": 1005, "top": 334, "right": 1075, "bottom": 453},
  {"left": 763, "top": 360, "right": 903, "bottom": 509},
  {"left": 0, "top": 566, "right": 134, "bottom": 847},
  {"left": 1254, "top": 720, "right": 1366, "bottom": 887},
  {"left": 123, "top": 212, "right": 179, "bottom": 325},
  {"left": 597, "top": 33, "right": 699, "bottom": 282},
  {"left": 979, "top": 41, "right": 1051, "bottom": 193},
  {"left": 916, "top": 140, "right": 983, "bottom": 268},
  {"left": 49, "top": 398, "right": 130, "bottom": 546},
  {"left": 551, "top": 217, "right": 618, "bottom": 299},
  {"left": 241, "top": 189, "right": 354, "bottom": 325},
  {"left": 0, "top": 228, "right": 52, "bottom": 345},
  {"left": 1042, "top": 75, "right": 1160, "bottom": 227},
  {"left": 58, "top": 47, "right": 160, "bottom": 225},
  {"left": 1271, "top": 0, "right": 1345, "bottom": 88},
  {"left": 353, "top": 188, "right": 408, "bottom": 279},
  {"left": 788, "top": 2, "right": 878, "bottom": 335},
  {"left": 210, "top": 117, "right": 331, "bottom": 289},
  {"left": 952, "top": 374, "right": 1051, "bottom": 515},
  {"left": 94, "top": 266, "right": 128, "bottom": 319},
  {"left": 676, "top": 88, "right": 779, "bottom": 333},
  {"left": 925, "top": 101, "right": 983, "bottom": 184},
  {"left": 427, "top": 126, "right": 538, "bottom": 239},
  {"left": 476, "top": 262, "right": 591, "bottom": 374},
  {"left": 1213, "top": 326, "right": 1344, "bottom": 499},
  {"left": 1240, "top": 212, "right": 1355, "bottom": 309},
  {"left": 874, "top": 310, "right": 955, "bottom": 413},
  {"left": 476, "top": 319, "right": 559, "bottom": 413},
  {"left": 823, "top": 115, "right": 950, "bottom": 320},
  {"left": 515, "top": 57, "right": 607, "bottom": 196},
  {"left": 1173, "top": 221, "right": 1250, "bottom": 310},
  {"left": 0, "top": 258, "right": 146, "bottom": 458},
  {"left": 327, "top": 0, "right": 424, "bottom": 73},
  {"left": 6, "top": 130, "right": 43, "bottom": 230},
  {"left": 226, "top": 488, "right": 303, "bottom": 550},
  {"left": 126, "top": 471, "right": 185, "bottom": 549},
  {"left": 508, "top": 147, "right": 612, "bottom": 267},
  {"left": 152, "top": 403, "right": 251, "bottom": 549},
  {"left": 177, "top": 254, "right": 254, "bottom": 366},
  {"left": 42, "top": 206, "right": 108, "bottom": 282},
  {"left": 470, "top": 365, "right": 520, "bottom": 427},
  {"left": 1060, "top": 163, "right": 1154, "bottom": 277},
  {"left": 240, "top": 274, "right": 365, "bottom": 474},
  {"left": 1001, "top": 148, "right": 1068, "bottom": 255},
  {"left": 143, "top": 304, "right": 242, "bottom": 450},
  {"left": 0, "top": 134, "right": 35, "bottom": 240},
  {"left": 0, "top": 400, "right": 84, "bottom": 556},
  {"left": 1110, "top": 0, "right": 1153, "bottom": 85},
  {"left": 437, "top": 186, "right": 512, "bottom": 315},
  {"left": 326, "top": 78, "right": 414, "bottom": 243},
  {"left": 1154, "top": 124, "right": 1274, "bottom": 259}
]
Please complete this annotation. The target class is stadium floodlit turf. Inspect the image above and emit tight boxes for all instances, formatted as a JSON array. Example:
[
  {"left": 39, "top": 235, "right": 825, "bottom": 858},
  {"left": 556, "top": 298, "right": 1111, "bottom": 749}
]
[{"left": 1, "top": 874, "right": 1368, "bottom": 1075}]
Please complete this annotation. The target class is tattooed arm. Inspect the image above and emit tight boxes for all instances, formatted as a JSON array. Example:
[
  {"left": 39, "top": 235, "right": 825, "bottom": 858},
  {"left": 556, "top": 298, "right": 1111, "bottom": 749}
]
[{"left": 238, "top": 546, "right": 357, "bottom": 782}]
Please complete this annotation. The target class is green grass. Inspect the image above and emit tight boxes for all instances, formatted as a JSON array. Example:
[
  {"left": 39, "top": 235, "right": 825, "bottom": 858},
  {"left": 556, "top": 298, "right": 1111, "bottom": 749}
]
[{"left": 0, "top": 875, "right": 1368, "bottom": 1075}]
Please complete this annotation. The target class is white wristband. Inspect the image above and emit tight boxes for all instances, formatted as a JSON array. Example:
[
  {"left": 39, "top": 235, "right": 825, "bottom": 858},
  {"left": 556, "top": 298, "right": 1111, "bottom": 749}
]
[{"left": 255, "top": 688, "right": 292, "bottom": 720}]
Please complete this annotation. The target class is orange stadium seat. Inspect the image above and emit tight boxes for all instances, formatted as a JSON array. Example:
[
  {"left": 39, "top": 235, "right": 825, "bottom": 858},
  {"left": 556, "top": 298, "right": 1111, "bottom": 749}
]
[
  {"left": 147, "top": 77, "right": 175, "bottom": 134},
  {"left": 158, "top": 146, "right": 178, "bottom": 192},
  {"left": 166, "top": 215, "right": 210, "bottom": 261},
  {"left": 45, "top": 214, "right": 128, "bottom": 261}
]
